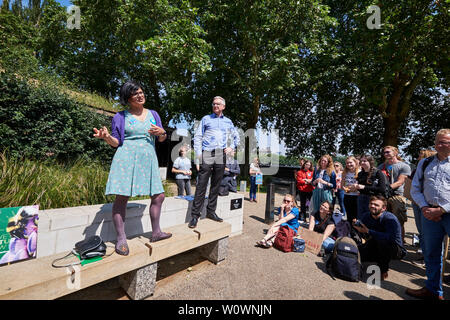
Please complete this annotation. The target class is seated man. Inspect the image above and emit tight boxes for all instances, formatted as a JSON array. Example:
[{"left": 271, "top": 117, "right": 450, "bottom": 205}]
[
  {"left": 219, "top": 150, "right": 240, "bottom": 196},
  {"left": 353, "top": 195, "right": 407, "bottom": 280}
]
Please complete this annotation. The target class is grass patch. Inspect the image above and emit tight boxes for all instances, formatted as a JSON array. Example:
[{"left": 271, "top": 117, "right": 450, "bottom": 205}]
[{"left": 0, "top": 152, "right": 173, "bottom": 210}]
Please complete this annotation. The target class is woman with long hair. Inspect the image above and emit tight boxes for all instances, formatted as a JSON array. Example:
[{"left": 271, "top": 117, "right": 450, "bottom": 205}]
[
  {"left": 341, "top": 156, "right": 360, "bottom": 223},
  {"left": 351, "top": 154, "right": 387, "bottom": 220},
  {"left": 310, "top": 155, "right": 336, "bottom": 215},
  {"left": 333, "top": 161, "right": 346, "bottom": 216},
  {"left": 295, "top": 160, "right": 314, "bottom": 222}
]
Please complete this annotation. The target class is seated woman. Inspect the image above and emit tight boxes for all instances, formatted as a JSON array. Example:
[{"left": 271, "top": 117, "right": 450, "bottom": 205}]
[
  {"left": 256, "top": 194, "right": 299, "bottom": 248},
  {"left": 308, "top": 200, "right": 337, "bottom": 254}
]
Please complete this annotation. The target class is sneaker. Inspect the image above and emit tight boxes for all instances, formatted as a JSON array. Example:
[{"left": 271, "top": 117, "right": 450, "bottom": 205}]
[{"left": 412, "top": 258, "right": 425, "bottom": 267}]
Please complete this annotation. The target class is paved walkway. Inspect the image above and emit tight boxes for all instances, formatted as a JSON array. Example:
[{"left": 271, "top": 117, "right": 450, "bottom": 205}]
[{"left": 62, "top": 192, "right": 450, "bottom": 300}]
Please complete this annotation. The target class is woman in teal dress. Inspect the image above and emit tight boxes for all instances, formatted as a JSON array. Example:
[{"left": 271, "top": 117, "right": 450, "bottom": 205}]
[{"left": 93, "top": 81, "right": 171, "bottom": 255}]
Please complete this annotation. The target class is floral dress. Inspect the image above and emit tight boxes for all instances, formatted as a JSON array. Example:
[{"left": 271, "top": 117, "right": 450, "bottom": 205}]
[{"left": 105, "top": 109, "right": 164, "bottom": 197}]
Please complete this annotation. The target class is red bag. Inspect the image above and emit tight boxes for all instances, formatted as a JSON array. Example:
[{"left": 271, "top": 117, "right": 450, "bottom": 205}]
[{"left": 273, "top": 225, "right": 296, "bottom": 252}]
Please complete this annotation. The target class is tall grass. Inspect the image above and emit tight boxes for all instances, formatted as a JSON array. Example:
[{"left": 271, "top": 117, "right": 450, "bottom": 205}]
[{"left": 0, "top": 153, "right": 173, "bottom": 210}]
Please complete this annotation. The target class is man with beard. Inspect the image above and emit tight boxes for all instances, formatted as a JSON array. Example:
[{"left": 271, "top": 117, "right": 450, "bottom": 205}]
[{"left": 352, "top": 195, "right": 406, "bottom": 281}]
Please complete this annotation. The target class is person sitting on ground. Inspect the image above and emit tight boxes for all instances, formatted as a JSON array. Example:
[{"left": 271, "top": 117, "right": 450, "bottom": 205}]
[
  {"left": 256, "top": 194, "right": 299, "bottom": 248},
  {"left": 308, "top": 200, "right": 337, "bottom": 254},
  {"left": 352, "top": 195, "right": 406, "bottom": 281}
]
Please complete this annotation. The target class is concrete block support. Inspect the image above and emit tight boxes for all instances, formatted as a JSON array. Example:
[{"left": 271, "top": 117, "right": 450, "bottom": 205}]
[
  {"left": 119, "top": 262, "right": 157, "bottom": 300},
  {"left": 198, "top": 237, "right": 229, "bottom": 264}
]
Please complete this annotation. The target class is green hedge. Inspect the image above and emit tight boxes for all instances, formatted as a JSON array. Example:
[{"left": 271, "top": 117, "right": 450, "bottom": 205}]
[{"left": 0, "top": 70, "right": 114, "bottom": 161}]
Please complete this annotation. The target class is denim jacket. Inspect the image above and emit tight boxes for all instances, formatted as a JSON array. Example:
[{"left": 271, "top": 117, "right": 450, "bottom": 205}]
[{"left": 312, "top": 168, "right": 337, "bottom": 190}]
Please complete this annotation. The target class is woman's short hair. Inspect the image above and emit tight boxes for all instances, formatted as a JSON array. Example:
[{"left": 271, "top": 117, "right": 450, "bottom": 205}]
[{"left": 119, "top": 81, "right": 142, "bottom": 106}]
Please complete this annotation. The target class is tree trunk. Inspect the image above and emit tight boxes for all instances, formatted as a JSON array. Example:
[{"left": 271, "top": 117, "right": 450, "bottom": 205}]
[
  {"left": 382, "top": 115, "right": 400, "bottom": 147},
  {"left": 380, "top": 69, "right": 425, "bottom": 148},
  {"left": 148, "top": 69, "right": 163, "bottom": 122}
]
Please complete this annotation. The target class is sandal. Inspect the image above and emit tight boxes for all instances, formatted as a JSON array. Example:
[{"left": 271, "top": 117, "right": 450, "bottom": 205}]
[
  {"left": 151, "top": 232, "right": 172, "bottom": 243},
  {"left": 115, "top": 241, "right": 129, "bottom": 256},
  {"left": 256, "top": 240, "right": 270, "bottom": 248}
]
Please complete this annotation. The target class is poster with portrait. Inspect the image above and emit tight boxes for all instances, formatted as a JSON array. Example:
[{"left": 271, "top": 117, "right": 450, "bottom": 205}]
[{"left": 0, "top": 205, "right": 39, "bottom": 266}]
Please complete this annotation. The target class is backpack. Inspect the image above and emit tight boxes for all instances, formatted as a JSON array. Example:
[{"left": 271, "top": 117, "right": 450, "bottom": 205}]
[
  {"left": 273, "top": 225, "right": 296, "bottom": 252},
  {"left": 418, "top": 156, "right": 434, "bottom": 192},
  {"left": 335, "top": 220, "right": 351, "bottom": 238},
  {"left": 380, "top": 164, "right": 395, "bottom": 198},
  {"left": 326, "top": 236, "right": 361, "bottom": 282}
]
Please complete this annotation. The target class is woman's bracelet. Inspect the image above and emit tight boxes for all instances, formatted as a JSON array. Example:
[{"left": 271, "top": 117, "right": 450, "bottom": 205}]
[{"left": 159, "top": 131, "right": 167, "bottom": 137}]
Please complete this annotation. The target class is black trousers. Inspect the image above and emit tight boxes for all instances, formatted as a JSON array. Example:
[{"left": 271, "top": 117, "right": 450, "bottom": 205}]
[
  {"left": 359, "top": 238, "right": 404, "bottom": 274},
  {"left": 299, "top": 191, "right": 312, "bottom": 220},
  {"left": 344, "top": 194, "right": 358, "bottom": 223},
  {"left": 191, "top": 149, "right": 226, "bottom": 217}
]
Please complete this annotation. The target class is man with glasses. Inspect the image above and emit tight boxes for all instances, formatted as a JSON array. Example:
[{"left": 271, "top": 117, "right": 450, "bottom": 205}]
[
  {"left": 188, "top": 96, "right": 239, "bottom": 228},
  {"left": 378, "top": 145, "right": 411, "bottom": 243},
  {"left": 406, "top": 129, "right": 450, "bottom": 300}
]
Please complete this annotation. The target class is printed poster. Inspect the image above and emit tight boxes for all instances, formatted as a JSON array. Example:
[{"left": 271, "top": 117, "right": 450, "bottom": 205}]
[{"left": 0, "top": 205, "right": 39, "bottom": 266}]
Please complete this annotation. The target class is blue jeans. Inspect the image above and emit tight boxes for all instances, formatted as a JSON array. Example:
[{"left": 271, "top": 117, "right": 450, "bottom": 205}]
[
  {"left": 412, "top": 202, "right": 425, "bottom": 254},
  {"left": 333, "top": 189, "right": 346, "bottom": 216},
  {"left": 249, "top": 176, "right": 257, "bottom": 200},
  {"left": 322, "top": 237, "right": 335, "bottom": 253},
  {"left": 421, "top": 212, "right": 450, "bottom": 297}
]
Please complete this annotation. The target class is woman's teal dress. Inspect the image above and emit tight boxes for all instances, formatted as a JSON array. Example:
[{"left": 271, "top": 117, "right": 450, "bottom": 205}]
[{"left": 105, "top": 110, "right": 164, "bottom": 197}]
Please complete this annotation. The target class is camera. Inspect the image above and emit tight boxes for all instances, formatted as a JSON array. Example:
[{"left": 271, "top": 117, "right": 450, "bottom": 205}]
[{"left": 354, "top": 220, "right": 362, "bottom": 227}]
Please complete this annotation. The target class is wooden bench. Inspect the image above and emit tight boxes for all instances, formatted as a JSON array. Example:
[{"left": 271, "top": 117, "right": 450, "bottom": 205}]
[{"left": 0, "top": 219, "right": 231, "bottom": 300}]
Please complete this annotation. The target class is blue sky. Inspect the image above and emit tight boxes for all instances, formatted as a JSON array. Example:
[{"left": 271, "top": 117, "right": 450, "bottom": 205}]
[{"left": 56, "top": 0, "right": 71, "bottom": 7}]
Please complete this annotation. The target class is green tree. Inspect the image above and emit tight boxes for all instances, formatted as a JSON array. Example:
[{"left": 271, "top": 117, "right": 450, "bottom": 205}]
[
  {"left": 41, "top": 0, "right": 211, "bottom": 125},
  {"left": 274, "top": 0, "right": 449, "bottom": 159},
  {"left": 325, "top": 0, "right": 448, "bottom": 148},
  {"left": 182, "top": 0, "right": 334, "bottom": 131}
]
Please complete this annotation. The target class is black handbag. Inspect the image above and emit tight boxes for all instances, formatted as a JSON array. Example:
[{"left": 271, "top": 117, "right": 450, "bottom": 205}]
[
  {"left": 52, "top": 235, "right": 111, "bottom": 268},
  {"left": 74, "top": 236, "right": 107, "bottom": 260}
]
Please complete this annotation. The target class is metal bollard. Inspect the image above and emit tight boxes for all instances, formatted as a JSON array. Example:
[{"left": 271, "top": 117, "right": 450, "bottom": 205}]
[{"left": 265, "top": 183, "right": 275, "bottom": 224}]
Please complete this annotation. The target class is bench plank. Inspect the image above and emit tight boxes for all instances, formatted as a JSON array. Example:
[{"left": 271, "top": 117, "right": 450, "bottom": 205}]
[{"left": 0, "top": 219, "right": 231, "bottom": 300}]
